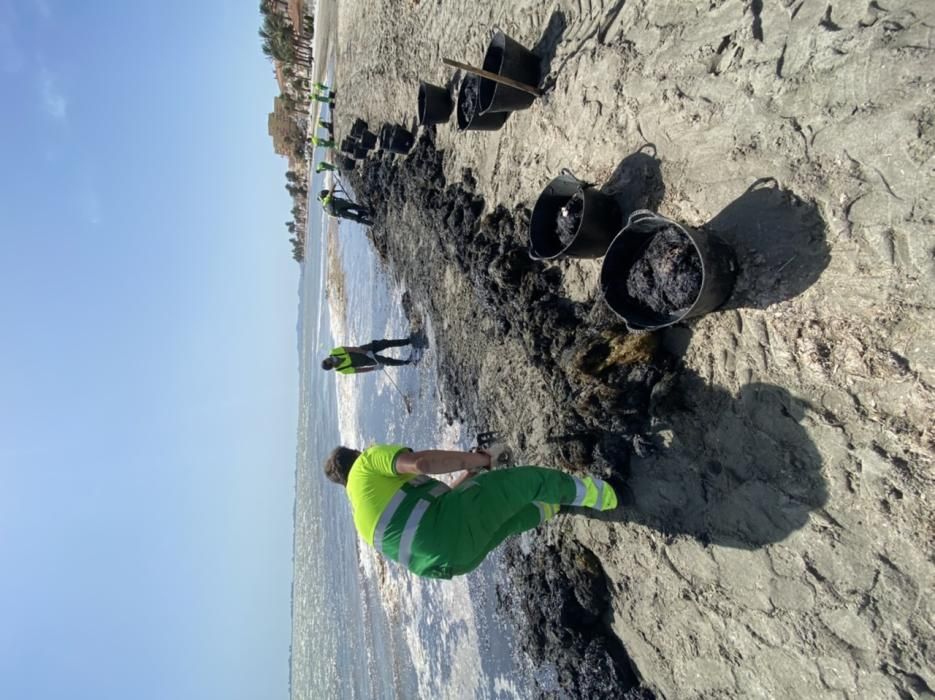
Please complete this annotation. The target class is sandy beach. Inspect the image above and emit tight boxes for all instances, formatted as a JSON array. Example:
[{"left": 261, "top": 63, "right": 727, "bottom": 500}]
[{"left": 328, "top": 1, "right": 934, "bottom": 697}]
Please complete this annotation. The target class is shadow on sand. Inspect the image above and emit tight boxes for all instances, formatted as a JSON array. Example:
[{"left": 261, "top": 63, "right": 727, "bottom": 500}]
[
  {"left": 579, "top": 370, "right": 828, "bottom": 549},
  {"left": 656, "top": 177, "right": 830, "bottom": 359},
  {"left": 706, "top": 177, "right": 830, "bottom": 310},
  {"left": 601, "top": 143, "right": 666, "bottom": 217},
  {"left": 532, "top": 10, "right": 568, "bottom": 88}
]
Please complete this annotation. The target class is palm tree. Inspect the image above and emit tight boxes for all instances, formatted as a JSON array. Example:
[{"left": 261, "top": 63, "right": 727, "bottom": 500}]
[
  {"left": 258, "top": 12, "right": 295, "bottom": 63},
  {"left": 260, "top": 12, "right": 291, "bottom": 41}
]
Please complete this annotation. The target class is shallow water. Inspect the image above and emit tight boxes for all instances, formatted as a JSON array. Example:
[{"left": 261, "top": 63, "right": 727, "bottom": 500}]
[
  {"left": 291, "top": 12, "right": 535, "bottom": 695},
  {"left": 290, "top": 192, "right": 535, "bottom": 698}
]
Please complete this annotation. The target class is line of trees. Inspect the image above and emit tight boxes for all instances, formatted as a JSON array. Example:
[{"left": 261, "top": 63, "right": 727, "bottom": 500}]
[
  {"left": 258, "top": 10, "right": 294, "bottom": 63},
  {"left": 258, "top": 0, "right": 316, "bottom": 263}
]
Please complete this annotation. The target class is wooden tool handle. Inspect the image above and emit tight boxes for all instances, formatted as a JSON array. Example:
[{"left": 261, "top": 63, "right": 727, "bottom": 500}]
[{"left": 443, "top": 57, "right": 542, "bottom": 97}]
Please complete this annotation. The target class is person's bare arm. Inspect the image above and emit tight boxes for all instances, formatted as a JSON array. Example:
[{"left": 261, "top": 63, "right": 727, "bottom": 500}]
[
  {"left": 356, "top": 365, "right": 378, "bottom": 374},
  {"left": 396, "top": 450, "right": 491, "bottom": 476}
]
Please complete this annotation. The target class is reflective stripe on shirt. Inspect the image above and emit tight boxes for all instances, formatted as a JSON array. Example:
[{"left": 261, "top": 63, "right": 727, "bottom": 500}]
[
  {"left": 397, "top": 500, "right": 430, "bottom": 568},
  {"left": 570, "top": 476, "right": 587, "bottom": 506},
  {"left": 372, "top": 489, "right": 406, "bottom": 551},
  {"left": 373, "top": 477, "right": 450, "bottom": 565}
]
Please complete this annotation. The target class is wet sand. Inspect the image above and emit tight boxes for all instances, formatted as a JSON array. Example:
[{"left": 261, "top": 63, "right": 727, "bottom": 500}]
[{"left": 330, "top": 1, "right": 935, "bottom": 698}]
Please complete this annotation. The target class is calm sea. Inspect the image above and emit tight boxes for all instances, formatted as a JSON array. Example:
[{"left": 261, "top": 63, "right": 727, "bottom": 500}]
[{"left": 288, "top": 156, "right": 534, "bottom": 698}]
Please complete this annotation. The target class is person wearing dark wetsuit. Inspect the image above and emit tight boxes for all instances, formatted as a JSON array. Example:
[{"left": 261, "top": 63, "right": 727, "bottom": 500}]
[{"left": 321, "top": 338, "right": 412, "bottom": 374}]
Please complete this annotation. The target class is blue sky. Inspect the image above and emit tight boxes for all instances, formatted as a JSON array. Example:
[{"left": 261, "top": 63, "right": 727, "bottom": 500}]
[{"left": 0, "top": 2, "right": 301, "bottom": 698}]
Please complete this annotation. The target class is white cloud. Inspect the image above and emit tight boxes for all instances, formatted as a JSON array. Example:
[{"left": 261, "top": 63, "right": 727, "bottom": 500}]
[{"left": 39, "top": 67, "right": 66, "bottom": 119}]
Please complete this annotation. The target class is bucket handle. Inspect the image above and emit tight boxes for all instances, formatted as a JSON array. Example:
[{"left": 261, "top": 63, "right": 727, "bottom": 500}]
[
  {"left": 624, "top": 209, "right": 665, "bottom": 229},
  {"left": 637, "top": 143, "right": 657, "bottom": 158},
  {"left": 744, "top": 176, "right": 779, "bottom": 194},
  {"left": 528, "top": 245, "right": 547, "bottom": 261},
  {"left": 559, "top": 167, "right": 592, "bottom": 187}
]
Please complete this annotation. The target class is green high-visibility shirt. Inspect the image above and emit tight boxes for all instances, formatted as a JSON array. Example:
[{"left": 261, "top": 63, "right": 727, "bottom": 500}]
[
  {"left": 346, "top": 444, "right": 414, "bottom": 545},
  {"left": 329, "top": 346, "right": 375, "bottom": 373}
]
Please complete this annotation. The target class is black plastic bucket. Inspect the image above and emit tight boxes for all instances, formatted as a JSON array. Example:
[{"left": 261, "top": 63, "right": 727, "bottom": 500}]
[
  {"left": 379, "top": 124, "right": 392, "bottom": 148},
  {"left": 353, "top": 145, "right": 369, "bottom": 160},
  {"left": 529, "top": 169, "right": 622, "bottom": 260},
  {"left": 358, "top": 130, "right": 377, "bottom": 150},
  {"left": 600, "top": 210, "right": 739, "bottom": 331},
  {"left": 418, "top": 82, "right": 454, "bottom": 125},
  {"left": 337, "top": 155, "right": 356, "bottom": 170},
  {"left": 457, "top": 75, "right": 509, "bottom": 131},
  {"left": 381, "top": 126, "right": 414, "bottom": 154},
  {"left": 350, "top": 118, "right": 369, "bottom": 138},
  {"left": 340, "top": 136, "right": 357, "bottom": 155},
  {"left": 479, "top": 30, "right": 541, "bottom": 114}
]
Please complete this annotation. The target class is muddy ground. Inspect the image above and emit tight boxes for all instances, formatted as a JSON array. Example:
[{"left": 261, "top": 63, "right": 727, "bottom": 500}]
[{"left": 334, "top": 1, "right": 934, "bottom": 698}]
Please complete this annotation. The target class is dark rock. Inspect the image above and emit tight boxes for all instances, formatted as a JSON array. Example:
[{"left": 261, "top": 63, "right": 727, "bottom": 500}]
[
  {"left": 345, "top": 130, "right": 662, "bottom": 700},
  {"left": 501, "top": 540, "right": 652, "bottom": 699},
  {"left": 631, "top": 434, "right": 654, "bottom": 458}
]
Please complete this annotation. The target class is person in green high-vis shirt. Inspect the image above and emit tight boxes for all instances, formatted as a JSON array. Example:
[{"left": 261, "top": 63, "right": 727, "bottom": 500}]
[
  {"left": 318, "top": 188, "right": 372, "bottom": 225},
  {"left": 310, "top": 83, "right": 335, "bottom": 104},
  {"left": 323, "top": 443, "right": 618, "bottom": 579},
  {"left": 309, "top": 135, "right": 335, "bottom": 149},
  {"left": 316, "top": 161, "right": 337, "bottom": 173},
  {"left": 321, "top": 338, "right": 413, "bottom": 374}
]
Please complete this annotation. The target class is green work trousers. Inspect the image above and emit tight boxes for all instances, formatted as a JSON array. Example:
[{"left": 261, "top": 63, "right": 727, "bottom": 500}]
[{"left": 410, "top": 467, "right": 579, "bottom": 579}]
